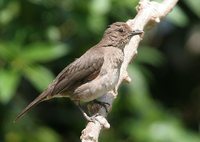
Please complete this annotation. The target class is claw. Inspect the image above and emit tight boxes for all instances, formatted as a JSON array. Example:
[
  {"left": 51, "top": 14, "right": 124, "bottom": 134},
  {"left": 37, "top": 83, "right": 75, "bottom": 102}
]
[
  {"left": 77, "top": 102, "right": 99, "bottom": 122},
  {"left": 85, "top": 113, "right": 101, "bottom": 122},
  {"left": 93, "top": 100, "right": 110, "bottom": 113}
]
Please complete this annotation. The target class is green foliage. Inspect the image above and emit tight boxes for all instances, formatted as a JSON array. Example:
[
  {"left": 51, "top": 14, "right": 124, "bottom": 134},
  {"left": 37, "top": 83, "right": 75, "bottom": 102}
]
[
  {"left": 136, "top": 46, "right": 166, "bottom": 67},
  {"left": 0, "top": 40, "right": 67, "bottom": 103},
  {"left": 184, "top": 0, "right": 200, "bottom": 17},
  {"left": 0, "top": 69, "right": 19, "bottom": 103},
  {"left": 167, "top": 6, "right": 189, "bottom": 27},
  {"left": 0, "top": 1, "right": 20, "bottom": 25},
  {"left": 23, "top": 65, "right": 54, "bottom": 91},
  {"left": 122, "top": 64, "right": 200, "bottom": 142},
  {"left": 21, "top": 43, "right": 67, "bottom": 64},
  {"left": 4, "top": 126, "right": 61, "bottom": 142}
]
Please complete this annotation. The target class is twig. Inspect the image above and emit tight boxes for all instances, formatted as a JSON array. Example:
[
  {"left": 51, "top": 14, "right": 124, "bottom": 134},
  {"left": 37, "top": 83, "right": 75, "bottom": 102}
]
[{"left": 80, "top": 0, "right": 179, "bottom": 141}]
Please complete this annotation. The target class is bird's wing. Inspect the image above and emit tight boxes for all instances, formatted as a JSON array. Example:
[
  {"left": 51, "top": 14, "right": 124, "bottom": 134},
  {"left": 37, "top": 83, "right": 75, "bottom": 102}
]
[
  {"left": 14, "top": 47, "right": 104, "bottom": 122},
  {"left": 51, "top": 47, "right": 104, "bottom": 95},
  {"left": 73, "top": 47, "right": 123, "bottom": 102}
]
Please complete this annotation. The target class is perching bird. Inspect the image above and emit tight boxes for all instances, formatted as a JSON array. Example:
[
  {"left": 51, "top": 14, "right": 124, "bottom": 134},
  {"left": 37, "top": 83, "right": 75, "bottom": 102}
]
[{"left": 15, "top": 22, "right": 143, "bottom": 122}]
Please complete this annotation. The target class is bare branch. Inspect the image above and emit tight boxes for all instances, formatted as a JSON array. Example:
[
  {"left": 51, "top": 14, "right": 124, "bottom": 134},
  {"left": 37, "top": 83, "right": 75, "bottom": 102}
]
[{"left": 80, "top": 0, "right": 179, "bottom": 141}]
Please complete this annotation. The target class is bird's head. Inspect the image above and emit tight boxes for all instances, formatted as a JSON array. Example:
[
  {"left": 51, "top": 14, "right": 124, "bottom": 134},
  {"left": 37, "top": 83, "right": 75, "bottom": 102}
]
[{"left": 102, "top": 22, "right": 143, "bottom": 49}]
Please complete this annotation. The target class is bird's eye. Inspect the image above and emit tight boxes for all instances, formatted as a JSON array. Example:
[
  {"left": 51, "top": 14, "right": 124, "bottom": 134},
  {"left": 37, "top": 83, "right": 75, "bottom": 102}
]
[{"left": 118, "top": 28, "right": 124, "bottom": 33}]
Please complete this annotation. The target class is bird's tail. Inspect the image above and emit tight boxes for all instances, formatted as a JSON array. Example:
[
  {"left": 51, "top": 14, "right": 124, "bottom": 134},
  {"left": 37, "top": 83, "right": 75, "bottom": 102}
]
[{"left": 14, "top": 90, "right": 50, "bottom": 123}]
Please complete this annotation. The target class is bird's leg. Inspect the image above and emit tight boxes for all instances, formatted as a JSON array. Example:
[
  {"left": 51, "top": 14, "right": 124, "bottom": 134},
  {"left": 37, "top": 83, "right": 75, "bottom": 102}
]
[
  {"left": 93, "top": 100, "right": 110, "bottom": 113},
  {"left": 76, "top": 101, "right": 100, "bottom": 122}
]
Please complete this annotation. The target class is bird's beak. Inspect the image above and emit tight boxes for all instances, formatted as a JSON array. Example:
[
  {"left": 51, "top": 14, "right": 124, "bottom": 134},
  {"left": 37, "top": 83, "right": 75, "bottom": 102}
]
[{"left": 130, "top": 30, "right": 143, "bottom": 37}]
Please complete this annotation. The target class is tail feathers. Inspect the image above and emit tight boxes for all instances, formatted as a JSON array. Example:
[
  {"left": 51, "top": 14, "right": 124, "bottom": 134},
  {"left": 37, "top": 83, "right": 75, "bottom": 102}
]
[{"left": 14, "top": 91, "right": 50, "bottom": 123}]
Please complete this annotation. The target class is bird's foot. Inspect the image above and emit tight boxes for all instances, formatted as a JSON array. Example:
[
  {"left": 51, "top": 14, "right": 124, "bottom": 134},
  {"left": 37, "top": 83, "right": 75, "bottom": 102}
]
[
  {"left": 77, "top": 103, "right": 98, "bottom": 122},
  {"left": 93, "top": 100, "right": 110, "bottom": 113},
  {"left": 83, "top": 112, "right": 101, "bottom": 122},
  {"left": 83, "top": 112, "right": 110, "bottom": 128}
]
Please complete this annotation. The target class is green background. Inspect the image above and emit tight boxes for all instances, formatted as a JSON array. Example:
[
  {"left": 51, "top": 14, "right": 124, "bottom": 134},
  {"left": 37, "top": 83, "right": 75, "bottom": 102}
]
[{"left": 0, "top": 0, "right": 200, "bottom": 142}]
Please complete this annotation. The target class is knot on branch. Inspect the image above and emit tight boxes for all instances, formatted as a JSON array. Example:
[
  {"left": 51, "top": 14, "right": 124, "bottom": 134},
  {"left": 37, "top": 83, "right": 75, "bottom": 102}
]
[
  {"left": 123, "top": 71, "right": 132, "bottom": 83},
  {"left": 137, "top": 0, "right": 162, "bottom": 25}
]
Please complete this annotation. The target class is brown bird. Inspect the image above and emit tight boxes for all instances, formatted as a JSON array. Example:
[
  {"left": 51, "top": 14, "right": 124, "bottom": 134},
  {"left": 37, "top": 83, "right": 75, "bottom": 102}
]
[{"left": 15, "top": 22, "right": 143, "bottom": 122}]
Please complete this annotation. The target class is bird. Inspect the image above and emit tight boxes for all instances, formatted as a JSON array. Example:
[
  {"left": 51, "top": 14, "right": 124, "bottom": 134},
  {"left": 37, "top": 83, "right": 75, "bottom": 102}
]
[{"left": 15, "top": 22, "right": 143, "bottom": 122}]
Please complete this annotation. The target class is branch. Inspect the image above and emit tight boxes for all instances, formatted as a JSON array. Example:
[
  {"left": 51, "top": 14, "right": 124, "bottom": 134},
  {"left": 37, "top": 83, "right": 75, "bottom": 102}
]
[{"left": 80, "top": 0, "right": 179, "bottom": 141}]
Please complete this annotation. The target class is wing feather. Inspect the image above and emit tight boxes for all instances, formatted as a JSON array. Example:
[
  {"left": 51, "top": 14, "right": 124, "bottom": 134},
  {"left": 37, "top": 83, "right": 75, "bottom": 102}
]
[{"left": 51, "top": 47, "right": 104, "bottom": 95}]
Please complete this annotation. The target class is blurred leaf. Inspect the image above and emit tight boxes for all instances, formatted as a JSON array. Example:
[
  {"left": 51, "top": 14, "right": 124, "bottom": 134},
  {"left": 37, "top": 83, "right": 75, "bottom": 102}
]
[
  {"left": 0, "top": 1, "right": 20, "bottom": 25},
  {"left": 23, "top": 65, "right": 54, "bottom": 91},
  {"left": 0, "top": 42, "right": 20, "bottom": 61},
  {"left": 128, "top": 64, "right": 149, "bottom": 96},
  {"left": 0, "top": 42, "right": 10, "bottom": 60},
  {"left": 167, "top": 6, "right": 189, "bottom": 27},
  {"left": 183, "top": 0, "right": 200, "bottom": 18},
  {"left": 87, "top": 15, "right": 106, "bottom": 33},
  {"left": 46, "top": 26, "right": 61, "bottom": 41},
  {"left": 127, "top": 64, "right": 161, "bottom": 117},
  {"left": 4, "top": 127, "right": 61, "bottom": 142},
  {"left": 36, "top": 127, "right": 61, "bottom": 142},
  {"left": 5, "top": 131, "right": 23, "bottom": 142},
  {"left": 88, "top": 0, "right": 111, "bottom": 33},
  {"left": 147, "top": 121, "right": 200, "bottom": 142},
  {"left": 0, "top": 69, "right": 20, "bottom": 103},
  {"left": 21, "top": 43, "right": 68, "bottom": 64},
  {"left": 90, "top": 0, "right": 110, "bottom": 15},
  {"left": 136, "top": 46, "right": 166, "bottom": 67}
]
